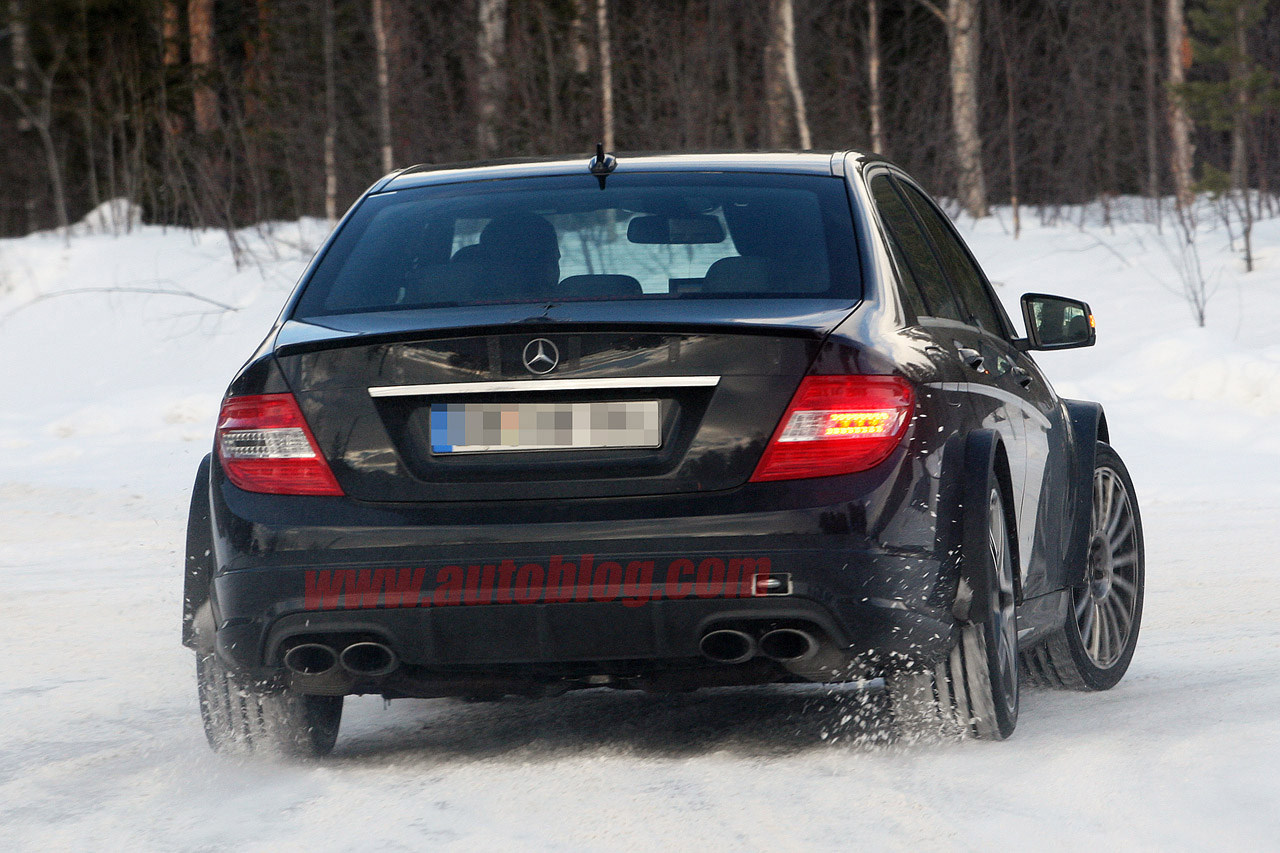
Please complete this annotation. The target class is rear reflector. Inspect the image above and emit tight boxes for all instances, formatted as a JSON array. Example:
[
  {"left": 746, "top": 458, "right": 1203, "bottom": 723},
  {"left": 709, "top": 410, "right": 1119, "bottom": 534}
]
[
  {"left": 216, "top": 393, "right": 344, "bottom": 496},
  {"left": 750, "top": 375, "right": 914, "bottom": 482}
]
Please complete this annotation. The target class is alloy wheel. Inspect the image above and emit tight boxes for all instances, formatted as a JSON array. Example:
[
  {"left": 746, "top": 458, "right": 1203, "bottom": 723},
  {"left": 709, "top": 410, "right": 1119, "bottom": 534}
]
[{"left": 1075, "top": 466, "right": 1140, "bottom": 669}]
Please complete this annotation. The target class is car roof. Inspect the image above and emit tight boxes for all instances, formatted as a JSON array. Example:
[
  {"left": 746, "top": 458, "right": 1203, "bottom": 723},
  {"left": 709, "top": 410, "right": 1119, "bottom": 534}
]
[{"left": 377, "top": 151, "right": 871, "bottom": 192}]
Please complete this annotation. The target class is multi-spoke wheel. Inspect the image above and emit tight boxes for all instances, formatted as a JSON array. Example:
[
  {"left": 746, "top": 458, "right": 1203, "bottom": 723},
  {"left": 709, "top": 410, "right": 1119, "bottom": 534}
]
[
  {"left": 977, "top": 483, "right": 1020, "bottom": 734},
  {"left": 1022, "top": 442, "right": 1145, "bottom": 691},
  {"left": 889, "top": 479, "right": 1019, "bottom": 740}
]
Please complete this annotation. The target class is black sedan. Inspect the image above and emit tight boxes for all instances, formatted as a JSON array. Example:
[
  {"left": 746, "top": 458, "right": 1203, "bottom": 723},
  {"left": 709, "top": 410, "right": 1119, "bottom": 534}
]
[{"left": 184, "top": 151, "right": 1144, "bottom": 755}]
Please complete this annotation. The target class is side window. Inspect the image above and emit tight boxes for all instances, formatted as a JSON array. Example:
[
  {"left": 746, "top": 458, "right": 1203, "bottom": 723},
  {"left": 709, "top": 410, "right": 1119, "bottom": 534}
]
[
  {"left": 899, "top": 182, "right": 1006, "bottom": 335},
  {"left": 868, "top": 175, "right": 963, "bottom": 322},
  {"left": 868, "top": 175, "right": 927, "bottom": 319}
]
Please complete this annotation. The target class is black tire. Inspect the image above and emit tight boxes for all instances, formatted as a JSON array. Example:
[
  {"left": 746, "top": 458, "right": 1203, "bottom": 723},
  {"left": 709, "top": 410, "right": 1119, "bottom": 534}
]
[
  {"left": 888, "top": 481, "right": 1019, "bottom": 740},
  {"left": 1022, "top": 442, "right": 1144, "bottom": 691},
  {"left": 197, "top": 651, "right": 343, "bottom": 757}
]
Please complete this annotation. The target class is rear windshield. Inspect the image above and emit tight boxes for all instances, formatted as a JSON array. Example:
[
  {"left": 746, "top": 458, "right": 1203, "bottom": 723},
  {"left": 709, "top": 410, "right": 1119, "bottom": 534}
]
[{"left": 292, "top": 172, "right": 861, "bottom": 318}]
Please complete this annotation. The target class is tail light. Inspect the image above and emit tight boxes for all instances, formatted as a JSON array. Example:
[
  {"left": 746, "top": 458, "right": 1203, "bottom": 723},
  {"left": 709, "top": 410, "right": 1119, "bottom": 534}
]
[
  {"left": 216, "top": 393, "right": 344, "bottom": 496},
  {"left": 750, "top": 375, "right": 914, "bottom": 482}
]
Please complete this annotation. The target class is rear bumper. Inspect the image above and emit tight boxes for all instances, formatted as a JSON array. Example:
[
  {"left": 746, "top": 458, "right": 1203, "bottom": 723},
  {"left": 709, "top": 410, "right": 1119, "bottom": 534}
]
[
  {"left": 214, "top": 553, "right": 955, "bottom": 675},
  {"left": 208, "top": 461, "right": 958, "bottom": 681}
]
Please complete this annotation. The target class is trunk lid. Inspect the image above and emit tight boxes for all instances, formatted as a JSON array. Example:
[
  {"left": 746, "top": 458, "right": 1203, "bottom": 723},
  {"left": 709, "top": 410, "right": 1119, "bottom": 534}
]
[{"left": 274, "top": 299, "right": 856, "bottom": 502}]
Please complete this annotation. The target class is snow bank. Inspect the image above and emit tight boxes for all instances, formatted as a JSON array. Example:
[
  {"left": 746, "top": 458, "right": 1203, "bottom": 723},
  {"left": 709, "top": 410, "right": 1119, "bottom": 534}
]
[{"left": 75, "top": 198, "right": 145, "bottom": 235}]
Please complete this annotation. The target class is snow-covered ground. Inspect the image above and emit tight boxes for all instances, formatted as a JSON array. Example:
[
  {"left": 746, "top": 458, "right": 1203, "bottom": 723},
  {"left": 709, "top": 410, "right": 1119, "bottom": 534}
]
[{"left": 2, "top": 200, "right": 1278, "bottom": 850}]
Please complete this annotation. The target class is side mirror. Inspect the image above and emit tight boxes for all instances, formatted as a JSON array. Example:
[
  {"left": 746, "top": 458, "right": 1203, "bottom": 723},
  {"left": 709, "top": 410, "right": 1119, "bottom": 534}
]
[{"left": 1018, "top": 293, "right": 1095, "bottom": 351}]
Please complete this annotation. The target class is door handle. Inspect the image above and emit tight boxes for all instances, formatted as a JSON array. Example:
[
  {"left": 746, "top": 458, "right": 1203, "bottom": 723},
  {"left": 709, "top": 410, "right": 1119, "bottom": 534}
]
[
  {"left": 956, "top": 346, "right": 985, "bottom": 371},
  {"left": 1012, "top": 366, "right": 1034, "bottom": 388}
]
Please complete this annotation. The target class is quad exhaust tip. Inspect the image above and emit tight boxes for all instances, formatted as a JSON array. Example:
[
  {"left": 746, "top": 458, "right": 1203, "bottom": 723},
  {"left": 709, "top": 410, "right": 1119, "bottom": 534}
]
[
  {"left": 758, "top": 628, "right": 818, "bottom": 663},
  {"left": 282, "top": 642, "right": 339, "bottom": 676},
  {"left": 699, "top": 629, "right": 757, "bottom": 664},
  {"left": 339, "top": 641, "right": 398, "bottom": 677}
]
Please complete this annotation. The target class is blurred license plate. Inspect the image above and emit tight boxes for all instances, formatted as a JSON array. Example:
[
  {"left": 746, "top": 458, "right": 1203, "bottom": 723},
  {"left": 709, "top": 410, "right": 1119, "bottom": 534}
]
[{"left": 430, "top": 401, "right": 662, "bottom": 453}]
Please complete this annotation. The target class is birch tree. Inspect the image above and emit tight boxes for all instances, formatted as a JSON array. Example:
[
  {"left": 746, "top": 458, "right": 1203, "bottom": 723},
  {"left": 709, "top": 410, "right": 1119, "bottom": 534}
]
[
  {"left": 7, "top": 1, "right": 29, "bottom": 134},
  {"left": 323, "top": 0, "right": 337, "bottom": 222},
  {"left": 917, "top": 0, "right": 988, "bottom": 217},
  {"left": 372, "top": 0, "right": 393, "bottom": 172},
  {"left": 948, "top": 0, "right": 986, "bottom": 217},
  {"left": 571, "top": 0, "right": 590, "bottom": 76},
  {"left": 476, "top": 0, "right": 507, "bottom": 157},
  {"left": 597, "top": 0, "right": 614, "bottom": 152},
  {"left": 764, "top": 0, "right": 811, "bottom": 149},
  {"left": 867, "top": 0, "right": 884, "bottom": 154}
]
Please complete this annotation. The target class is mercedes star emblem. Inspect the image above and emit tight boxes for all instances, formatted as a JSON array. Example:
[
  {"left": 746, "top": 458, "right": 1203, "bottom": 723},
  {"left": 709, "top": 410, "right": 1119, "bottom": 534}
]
[{"left": 522, "top": 338, "right": 560, "bottom": 374}]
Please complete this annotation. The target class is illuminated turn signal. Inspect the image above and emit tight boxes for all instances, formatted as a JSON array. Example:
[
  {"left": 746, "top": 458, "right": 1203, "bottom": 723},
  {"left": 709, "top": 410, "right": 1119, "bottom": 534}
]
[{"left": 750, "top": 375, "right": 914, "bottom": 482}]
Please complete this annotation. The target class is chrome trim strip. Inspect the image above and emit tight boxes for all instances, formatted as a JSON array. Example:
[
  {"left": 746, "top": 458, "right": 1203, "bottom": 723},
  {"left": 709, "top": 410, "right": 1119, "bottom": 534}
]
[{"left": 368, "top": 375, "right": 721, "bottom": 397}]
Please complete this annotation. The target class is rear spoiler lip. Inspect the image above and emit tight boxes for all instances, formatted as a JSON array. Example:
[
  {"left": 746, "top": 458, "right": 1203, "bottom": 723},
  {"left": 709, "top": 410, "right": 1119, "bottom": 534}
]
[{"left": 272, "top": 303, "right": 862, "bottom": 358}]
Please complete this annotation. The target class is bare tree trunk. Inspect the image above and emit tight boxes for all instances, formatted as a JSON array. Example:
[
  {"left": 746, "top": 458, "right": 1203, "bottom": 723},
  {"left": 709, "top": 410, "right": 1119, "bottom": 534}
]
[
  {"left": 1231, "top": 4, "right": 1253, "bottom": 271},
  {"left": 764, "top": 0, "right": 790, "bottom": 147},
  {"left": 188, "top": 0, "right": 217, "bottom": 134},
  {"left": 242, "top": 2, "right": 270, "bottom": 121},
  {"left": 596, "top": 0, "right": 614, "bottom": 152},
  {"left": 867, "top": 0, "right": 885, "bottom": 154},
  {"left": 9, "top": 0, "right": 29, "bottom": 132},
  {"left": 323, "top": 0, "right": 337, "bottom": 223},
  {"left": 1229, "top": 3, "right": 1249, "bottom": 196},
  {"left": 993, "top": 0, "right": 1018, "bottom": 236},
  {"left": 161, "top": 0, "right": 185, "bottom": 140},
  {"left": 476, "top": 0, "right": 507, "bottom": 157},
  {"left": 948, "top": 0, "right": 987, "bottom": 217},
  {"left": 725, "top": 19, "right": 745, "bottom": 149},
  {"left": 1249, "top": 122, "right": 1271, "bottom": 217},
  {"left": 1165, "top": 0, "right": 1195, "bottom": 211},
  {"left": 1, "top": 36, "right": 69, "bottom": 236},
  {"left": 34, "top": 83, "right": 69, "bottom": 236},
  {"left": 571, "top": 0, "right": 590, "bottom": 76},
  {"left": 764, "top": 0, "right": 809, "bottom": 148},
  {"left": 238, "top": 0, "right": 271, "bottom": 225},
  {"left": 162, "top": 0, "right": 181, "bottom": 67},
  {"left": 77, "top": 0, "right": 99, "bottom": 210},
  {"left": 372, "top": 0, "right": 394, "bottom": 172},
  {"left": 781, "top": 0, "right": 810, "bottom": 148},
  {"left": 1142, "top": 0, "right": 1161, "bottom": 221},
  {"left": 536, "top": 4, "right": 561, "bottom": 149}
]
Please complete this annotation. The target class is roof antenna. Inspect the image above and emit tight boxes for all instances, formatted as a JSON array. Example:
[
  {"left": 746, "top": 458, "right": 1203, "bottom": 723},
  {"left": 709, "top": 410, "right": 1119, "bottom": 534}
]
[{"left": 588, "top": 142, "right": 616, "bottom": 189}]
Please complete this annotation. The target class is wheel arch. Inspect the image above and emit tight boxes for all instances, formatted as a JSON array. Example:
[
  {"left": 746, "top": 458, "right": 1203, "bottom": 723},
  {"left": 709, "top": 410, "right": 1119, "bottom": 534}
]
[
  {"left": 1062, "top": 400, "right": 1107, "bottom": 589},
  {"left": 182, "top": 454, "right": 214, "bottom": 649},
  {"left": 949, "top": 429, "right": 1021, "bottom": 623}
]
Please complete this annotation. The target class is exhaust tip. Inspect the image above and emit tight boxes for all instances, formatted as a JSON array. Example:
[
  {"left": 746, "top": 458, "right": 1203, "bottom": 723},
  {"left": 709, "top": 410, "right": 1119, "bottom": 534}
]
[
  {"left": 283, "top": 642, "right": 339, "bottom": 676},
  {"left": 699, "top": 629, "right": 756, "bottom": 664},
  {"left": 759, "top": 628, "right": 817, "bottom": 662},
  {"left": 340, "top": 641, "right": 398, "bottom": 677}
]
